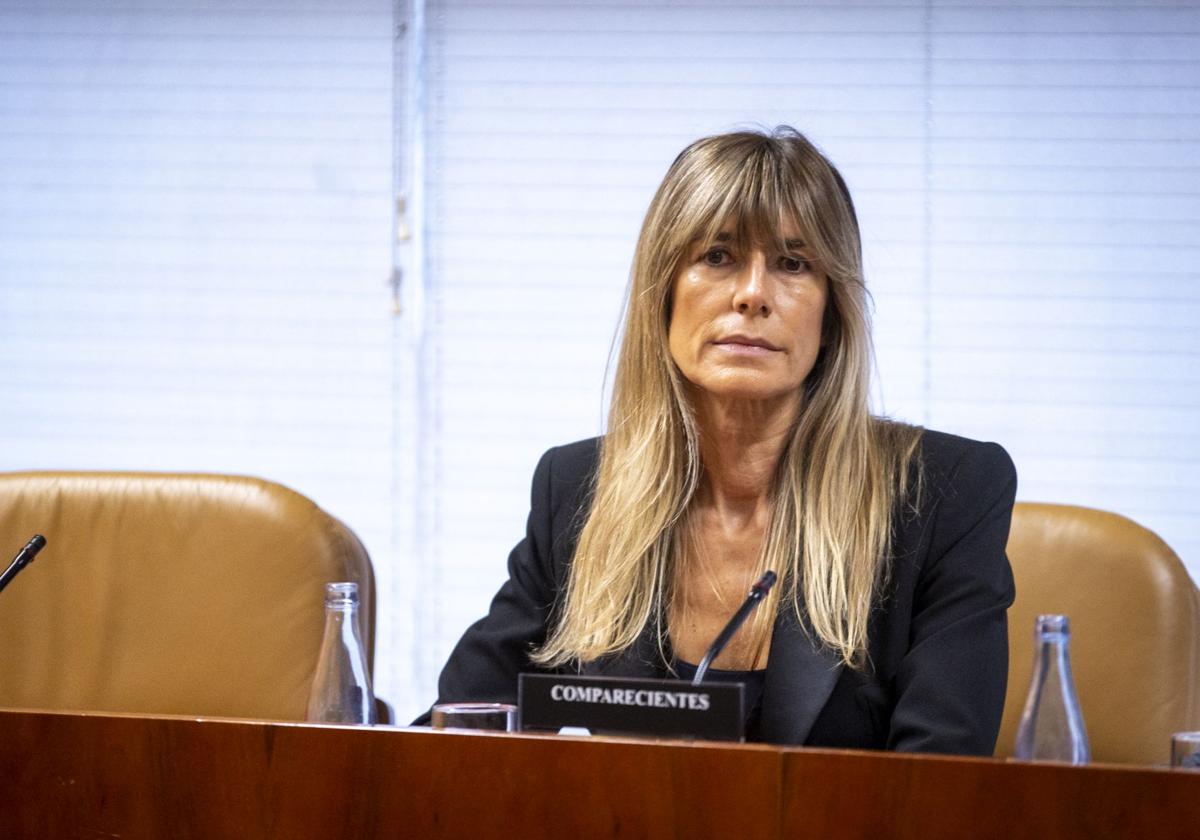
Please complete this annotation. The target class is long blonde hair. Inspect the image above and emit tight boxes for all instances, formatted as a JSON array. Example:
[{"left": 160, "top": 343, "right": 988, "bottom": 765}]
[{"left": 533, "top": 127, "right": 921, "bottom": 670}]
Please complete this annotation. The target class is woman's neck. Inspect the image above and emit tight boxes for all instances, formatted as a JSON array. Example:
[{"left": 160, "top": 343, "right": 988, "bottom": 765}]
[
  {"left": 669, "top": 391, "right": 796, "bottom": 669},
  {"left": 692, "top": 392, "right": 798, "bottom": 521}
]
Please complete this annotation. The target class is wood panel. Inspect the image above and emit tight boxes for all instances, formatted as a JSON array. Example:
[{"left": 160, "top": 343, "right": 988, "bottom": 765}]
[
  {"left": 1, "top": 708, "right": 1198, "bottom": 839},
  {"left": 781, "top": 746, "right": 1197, "bottom": 839},
  {"left": 0, "top": 709, "right": 781, "bottom": 839}
]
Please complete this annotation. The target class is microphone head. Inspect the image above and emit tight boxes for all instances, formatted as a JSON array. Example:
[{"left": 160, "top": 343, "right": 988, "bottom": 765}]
[
  {"left": 751, "top": 570, "right": 777, "bottom": 597},
  {"left": 0, "top": 534, "right": 48, "bottom": 595}
]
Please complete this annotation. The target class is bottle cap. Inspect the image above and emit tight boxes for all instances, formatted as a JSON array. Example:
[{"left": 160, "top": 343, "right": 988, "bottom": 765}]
[
  {"left": 324, "top": 581, "right": 359, "bottom": 607},
  {"left": 1035, "top": 614, "right": 1069, "bottom": 636}
]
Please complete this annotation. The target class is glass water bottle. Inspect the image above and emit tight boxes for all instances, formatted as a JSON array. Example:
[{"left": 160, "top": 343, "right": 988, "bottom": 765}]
[
  {"left": 1014, "top": 614, "right": 1089, "bottom": 764},
  {"left": 306, "top": 581, "right": 377, "bottom": 725}
]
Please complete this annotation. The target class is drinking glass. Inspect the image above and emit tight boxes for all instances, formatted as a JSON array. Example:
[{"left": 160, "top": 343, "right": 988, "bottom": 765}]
[
  {"left": 1171, "top": 732, "right": 1200, "bottom": 768},
  {"left": 431, "top": 702, "right": 517, "bottom": 732}
]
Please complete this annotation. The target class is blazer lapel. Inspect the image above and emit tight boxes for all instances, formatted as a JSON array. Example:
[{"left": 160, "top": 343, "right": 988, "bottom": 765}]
[{"left": 759, "top": 608, "right": 844, "bottom": 744}]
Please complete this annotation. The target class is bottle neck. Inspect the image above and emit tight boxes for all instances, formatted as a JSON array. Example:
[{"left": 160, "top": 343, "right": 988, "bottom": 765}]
[
  {"left": 1032, "top": 634, "right": 1082, "bottom": 717},
  {"left": 1033, "top": 614, "right": 1073, "bottom": 673},
  {"left": 324, "top": 604, "right": 359, "bottom": 634},
  {"left": 1036, "top": 631, "right": 1070, "bottom": 665}
]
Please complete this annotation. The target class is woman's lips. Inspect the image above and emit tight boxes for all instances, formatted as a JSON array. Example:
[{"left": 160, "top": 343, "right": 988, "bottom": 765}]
[{"left": 713, "top": 335, "right": 782, "bottom": 353}]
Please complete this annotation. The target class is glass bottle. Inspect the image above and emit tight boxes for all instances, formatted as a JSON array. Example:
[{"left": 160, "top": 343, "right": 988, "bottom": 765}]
[
  {"left": 1014, "top": 614, "right": 1089, "bottom": 764},
  {"left": 306, "top": 581, "right": 377, "bottom": 725}
]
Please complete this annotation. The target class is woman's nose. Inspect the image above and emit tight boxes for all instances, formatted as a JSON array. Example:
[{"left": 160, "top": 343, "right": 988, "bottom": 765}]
[{"left": 731, "top": 253, "right": 770, "bottom": 316}]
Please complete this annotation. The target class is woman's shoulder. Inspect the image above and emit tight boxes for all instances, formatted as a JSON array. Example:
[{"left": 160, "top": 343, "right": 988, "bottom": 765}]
[
  {"left": 897, "top": 428, "right": 1017, "bottom": 528},
  {"left": 914, "top": 428, "right": 1016, "bottom": 488},
  {"left": 531, "top": 437, "right": 602, "bottom": 516},
  {"left": 542, "top": 436, "right": 602, "bottom": 476},
  {"left": 535, "top": 437, "right": 602, "bottom": 492},
  {"left": 869, "top": 419, "right": 1014, "bottom": 491},
  {"left": 530, "top": 438, "right": 603, "bottom": 565}
]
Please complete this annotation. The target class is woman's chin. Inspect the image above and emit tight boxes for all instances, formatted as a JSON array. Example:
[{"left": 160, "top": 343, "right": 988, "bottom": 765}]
[{"left": 687, "top": 374, "right": 800, "bottom": 406}]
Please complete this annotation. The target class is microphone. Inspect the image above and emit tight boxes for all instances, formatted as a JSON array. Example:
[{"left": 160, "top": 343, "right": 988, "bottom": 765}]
[
  {"left": 691, "top": 570, "right": 777, "bottom": 686},
  {"left": 0, "top": 535, "right": 47, "bottom": 596}
]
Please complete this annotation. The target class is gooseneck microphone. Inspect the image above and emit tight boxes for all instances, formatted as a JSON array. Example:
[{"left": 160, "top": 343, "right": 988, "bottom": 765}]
[
  {"left": 0, "top": 535, "right": 47, "bottom": 596},
  {"left": 691, "top": 570, "right": 777, "bottom": 686}
]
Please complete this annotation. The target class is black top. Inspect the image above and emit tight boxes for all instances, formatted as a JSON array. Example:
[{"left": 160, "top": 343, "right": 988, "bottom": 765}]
[
  {"left": 419, "top": 429, "right": 1017, "bottom": 756},
  {"left": 673, "top": 660, "right": 767, "bottom": 741}
]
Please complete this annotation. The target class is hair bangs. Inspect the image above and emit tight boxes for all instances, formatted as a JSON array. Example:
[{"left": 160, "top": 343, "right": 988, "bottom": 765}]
[{"left": 674, "top": 137, "right": 838, "bottom": 280}]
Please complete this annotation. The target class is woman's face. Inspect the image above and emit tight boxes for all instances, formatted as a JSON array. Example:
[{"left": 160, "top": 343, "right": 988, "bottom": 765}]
[{"left": 667, "top": 223, "right": 829, "bottom": 405}]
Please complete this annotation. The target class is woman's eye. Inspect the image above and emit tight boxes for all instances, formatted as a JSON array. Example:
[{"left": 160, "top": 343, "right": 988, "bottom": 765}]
[
  {"left": 702, "top": 248, "right": 731, "bottom": 267},
  {"left": 780, "top": 255, "right": 811, "bottom": 274}
]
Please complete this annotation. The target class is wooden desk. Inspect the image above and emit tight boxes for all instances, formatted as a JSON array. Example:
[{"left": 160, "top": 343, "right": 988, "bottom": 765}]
[{"left": 0, "top": 708, "right": 1195, "bottom": 838}]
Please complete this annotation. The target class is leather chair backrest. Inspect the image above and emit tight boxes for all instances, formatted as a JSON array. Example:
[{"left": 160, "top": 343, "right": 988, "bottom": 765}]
[
  {"left": 0, "top": 471, "right": 374, "bottom": 721},
  {"left": 998, "top": 502, "right": 1200, "bottom": 765}
]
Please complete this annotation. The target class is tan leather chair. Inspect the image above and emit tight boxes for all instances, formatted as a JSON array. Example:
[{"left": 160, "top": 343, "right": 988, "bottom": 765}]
[
  {"left": 0, "top": 471, "right": 374, "bottom": 721},
  {"left": 997, "top": 502, "right": 1200, "bottom": 765}
]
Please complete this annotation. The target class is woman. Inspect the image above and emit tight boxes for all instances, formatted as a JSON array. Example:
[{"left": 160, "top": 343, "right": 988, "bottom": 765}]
[{"left": 425, "top": 127, "right": 1016, "bottom": 755}]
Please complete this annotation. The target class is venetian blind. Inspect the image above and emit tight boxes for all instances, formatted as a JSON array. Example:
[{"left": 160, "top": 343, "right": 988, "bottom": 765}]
[
  {"left": 0, "top": 1, "right": 406, "bottom": 703},
  {"left": 411, "top": 0, "right": 1200, "bottom": 716}
]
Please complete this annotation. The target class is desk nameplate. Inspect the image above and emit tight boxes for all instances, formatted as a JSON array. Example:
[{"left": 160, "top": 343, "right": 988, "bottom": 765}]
[{"left": 518, "top": 673, "right": 744, "bottom": 741}]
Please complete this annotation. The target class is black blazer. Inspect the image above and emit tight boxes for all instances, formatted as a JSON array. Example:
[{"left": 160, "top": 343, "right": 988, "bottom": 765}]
[{"left": 425, "top": 430, "right": 1017, "bottom": 756}]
